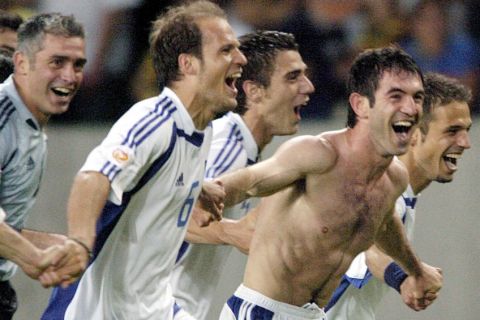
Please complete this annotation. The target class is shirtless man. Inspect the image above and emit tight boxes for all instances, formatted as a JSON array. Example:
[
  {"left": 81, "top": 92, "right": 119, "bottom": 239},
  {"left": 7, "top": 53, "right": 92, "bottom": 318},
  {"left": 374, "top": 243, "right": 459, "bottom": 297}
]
[
  {"left": 325, "top": 72, "right": 472, "bottom": 319},
  {"left": 218, "top": 46, "right": 443, "bottom": 319}
]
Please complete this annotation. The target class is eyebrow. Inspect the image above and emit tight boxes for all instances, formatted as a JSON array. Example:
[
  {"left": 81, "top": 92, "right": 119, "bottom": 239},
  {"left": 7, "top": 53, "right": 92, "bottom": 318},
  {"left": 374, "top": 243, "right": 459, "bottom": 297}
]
[
  {"left": 445, "top": 123, "right": 472, "bottom": 131},
  {"left": 51, "top": 55, "right": 87, "bottom": 65},
  {"left": 284, "top": 69, "right": 302, "bottom": 78},
  {"left": 386, "top": 87, "right": 425, "bottom": 97}
]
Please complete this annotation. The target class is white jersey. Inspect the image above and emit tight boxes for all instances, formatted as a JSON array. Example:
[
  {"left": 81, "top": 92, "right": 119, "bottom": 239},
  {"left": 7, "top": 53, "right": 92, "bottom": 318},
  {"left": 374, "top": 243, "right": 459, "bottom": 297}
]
[
  {"left": 326, "top": 185, "right": 417, "bottom": 320},
  {"left": 41, "top": 87, "right": 212, "bottom": 320},
  {"left": 171, "top": 112, "right": 258, "bottom": 320}
]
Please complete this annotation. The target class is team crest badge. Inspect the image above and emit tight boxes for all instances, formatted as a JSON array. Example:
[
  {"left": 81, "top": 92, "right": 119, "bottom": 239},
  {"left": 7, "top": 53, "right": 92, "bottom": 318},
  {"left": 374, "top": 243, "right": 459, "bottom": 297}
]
[{"left": 112, "top": 148, "right": 129, "bottom": 162}]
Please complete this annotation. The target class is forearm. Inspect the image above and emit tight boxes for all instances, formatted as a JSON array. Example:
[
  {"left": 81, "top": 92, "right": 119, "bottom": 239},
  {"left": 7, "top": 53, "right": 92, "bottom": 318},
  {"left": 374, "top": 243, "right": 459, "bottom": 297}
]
[
  {"left": 218, "top": 168, "right": 256, "bottom": 207},
  {"left": 21, "top": 229, "right": 67, "bottom": 249},
  {"left": 186, "top": 208, "right": 257, "bottom": 254},
  {"left": 185, "top": 218, "right": 229, "bottom": 245},
  {"left": 219, "top": 163, "right": 300, "bottom": 207},
  {"left": 67, "top": 171, "right": 110, "bottom": 250},
  {"left": 365, "top": 245, "right": 395, "bottom": 280},
  {"left": 375, "top": 215, "right": 422, "bottom": 277},
  {"left": 366, "top": 244, "right": 408, "bottom": 293},
  {"left": 0, "top": 222, "right": 42, "bottom": 269}
]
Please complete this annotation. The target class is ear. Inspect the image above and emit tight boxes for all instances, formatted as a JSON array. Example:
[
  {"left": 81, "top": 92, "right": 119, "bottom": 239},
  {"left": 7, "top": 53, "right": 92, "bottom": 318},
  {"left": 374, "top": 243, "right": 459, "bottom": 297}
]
[
  {"left": 242, "top": 80, "right": 263, "bottom": 104},
  {"left": 349, "top": 92, "right": 369, "bottom": 120},
  {"left": 410, "top": 128, "right": 423, "bottom": 146},
  {"left": 13, "top": 51, "right": 29, "bottom": 75},
  {"left": 178, "top": 53, "right": 199, "bottom": 76}
]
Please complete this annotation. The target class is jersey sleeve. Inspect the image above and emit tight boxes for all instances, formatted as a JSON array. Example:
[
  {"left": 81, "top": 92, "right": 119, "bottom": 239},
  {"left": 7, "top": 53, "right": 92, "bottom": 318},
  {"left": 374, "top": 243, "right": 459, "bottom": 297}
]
[
  {"left": 204, "top": 126, "right": 248, "bottom": 179},
  {"left": 80, "top": 102, "right": 175, "bottom": 204}
]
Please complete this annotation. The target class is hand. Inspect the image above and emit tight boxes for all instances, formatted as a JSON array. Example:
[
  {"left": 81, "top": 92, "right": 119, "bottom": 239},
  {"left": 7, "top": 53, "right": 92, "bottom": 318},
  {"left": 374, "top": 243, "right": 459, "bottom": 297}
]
[
  {"left": 191, "top": 206, "right": 215, "bottom": 227},
  {"left": 20, "top": 244, "right": 67, "bottom": 284},
  {"left": 44, "top": 238, "right": 91, "bottom": 288},
  {"left": 400, "top": 262, "right": 443, "bottom": 311},
  {"left": 196, "top": 180, "right": 225, "bottom": 224}
]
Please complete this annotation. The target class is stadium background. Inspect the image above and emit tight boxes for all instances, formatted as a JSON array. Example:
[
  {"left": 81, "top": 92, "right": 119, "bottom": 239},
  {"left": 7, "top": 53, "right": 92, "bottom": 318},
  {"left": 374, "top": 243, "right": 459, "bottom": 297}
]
[{"left": 2, "top": 0, "right": 479, "bottom": 319}]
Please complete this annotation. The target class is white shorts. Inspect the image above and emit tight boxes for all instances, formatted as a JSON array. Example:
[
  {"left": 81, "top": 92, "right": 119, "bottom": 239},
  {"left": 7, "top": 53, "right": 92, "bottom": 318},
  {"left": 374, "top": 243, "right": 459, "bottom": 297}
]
[{"left": 219, "top": 284, "right": 327, "bottom": 320}]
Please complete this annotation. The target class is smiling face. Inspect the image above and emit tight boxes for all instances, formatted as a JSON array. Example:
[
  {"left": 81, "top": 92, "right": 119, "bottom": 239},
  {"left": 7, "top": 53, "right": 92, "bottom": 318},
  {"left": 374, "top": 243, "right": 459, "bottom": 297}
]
[
  {"left": 413, "top": 101, "right": 472, "bottom": 183},
  {"left": 196, "top": 17, "right": 247, "bottom": 114},
  {"left": 256, "top": 50, "right": 314, "bottom": 136},
  {"left": 14, "top": 33, "right": 86, "bottom": 125},
  {"left": 368, "top": 70, "right": 424, "bottom": 156}
]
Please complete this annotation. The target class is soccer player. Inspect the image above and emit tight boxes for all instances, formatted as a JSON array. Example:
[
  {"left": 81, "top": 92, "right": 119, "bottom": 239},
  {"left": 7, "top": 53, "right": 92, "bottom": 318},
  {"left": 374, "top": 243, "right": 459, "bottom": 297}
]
[
  {"left": 325, "top": 72, "right": 472, "bottom": 319},
  {"left": 217, "top": 46, "right": 442, "bottom": 319},
  {"left": 170, "top": 30, "right": 314, "bottom": 320},
  {"left": 0, "top": 12, "right": 86, "bottom": 319},
  {"left": 41, "top": 1, "right": 246, "bottom": 319}
]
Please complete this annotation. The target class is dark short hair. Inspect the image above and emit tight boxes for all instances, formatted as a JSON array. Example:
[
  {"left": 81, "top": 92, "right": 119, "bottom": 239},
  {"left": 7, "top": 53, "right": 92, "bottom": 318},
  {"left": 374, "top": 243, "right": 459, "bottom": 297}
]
[
  {"left": 17, "top": 13, "right": 84, "bottom": 63},
  {"left": 149, "top": 0, "right": 226, "bottom": 91},
  {"left": 346, "top": 45, "right": 423, "bottom": 128},
  {"left": 234, "top": 30, "right": 299, "bottom": 115},
  {"left": 0, "top": 51, "right": 14, "bottom": 82},
  {"left": 0, "top": 10, "right": 23, "bottom": 31},
  {"left": 420, "top": 72, "right": 472, "bottom": 135}
]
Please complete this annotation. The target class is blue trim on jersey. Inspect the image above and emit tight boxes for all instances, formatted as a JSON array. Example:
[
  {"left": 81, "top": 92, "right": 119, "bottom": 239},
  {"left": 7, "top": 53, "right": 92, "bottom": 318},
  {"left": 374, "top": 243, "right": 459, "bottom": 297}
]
[
  {"left": 2, "top": 149, "right": 17, "bottom": 170},
  {"left": 175, "top": 241, "right": 190, "bottom": 264},
  {"left": 134, "top": 105, "right": 176, "bottom": 147},
  {"left": 348, "top": 271, "right": 373, "bottom": 289},
  {"left": 177, "top": 128, "right": 204, "bottom": 147},
  {"left": 41, "top": 124, "right": 179, "bottom": 320},
  {"left": 324, "top": 276, "right": 351, "bottom": 312},
  {"left": 206, "top": 124, "right": 244, "bottom": 178},
  {"left": 98, "top": 99, "right": 176, "bottom": 181},
  {"left": 226, "top": 295, "right": 275, "bottom": 319},
  {"left": 173, "top": 302, "right": 181, "bottom": 316},
  {"left": 0, "top": 98, "right": 15, "bottom": 131},
  {"left": 216, "top": 143, "right": 243, "bottom": 176},
  {"left": 402, "top": 196, "right": 416, "bottom": 210},
  {"left": 122, "top": 96, "right": 171, "bottom": 147},
  {"left": 401, "top": 196, "right": 416, "bottom": 223}
]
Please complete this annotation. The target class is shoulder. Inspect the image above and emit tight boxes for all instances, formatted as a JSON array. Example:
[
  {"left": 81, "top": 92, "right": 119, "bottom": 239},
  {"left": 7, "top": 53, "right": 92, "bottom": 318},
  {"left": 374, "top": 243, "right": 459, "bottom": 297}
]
[{"left": 275, "top": 133, "right": 338, "bottom": 174}]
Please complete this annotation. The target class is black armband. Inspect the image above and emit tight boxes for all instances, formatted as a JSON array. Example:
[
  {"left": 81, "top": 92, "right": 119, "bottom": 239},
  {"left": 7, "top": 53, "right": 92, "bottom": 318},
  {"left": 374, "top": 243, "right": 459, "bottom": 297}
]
[{"left": 384, "top": 262, "right": 408, "bottom": 293}]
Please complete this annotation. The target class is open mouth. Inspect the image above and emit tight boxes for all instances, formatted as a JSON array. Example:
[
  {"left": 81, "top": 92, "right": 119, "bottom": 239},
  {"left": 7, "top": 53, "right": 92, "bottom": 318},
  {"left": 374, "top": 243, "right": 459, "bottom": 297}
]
[
  {"left": 392, "top": 120, "right": 414, "bottom": 134},
  {"left": 51, "top": 87, "right": 73, "bottom": 97},
  {"left": 294, "top": 106, "right": 300, "bottom": 116},
  {"left": 443, "top": 153, "right": 461, "bottom": 170},
  {"left": 225, "top": 72, "right": 241, "bottom": 92}
]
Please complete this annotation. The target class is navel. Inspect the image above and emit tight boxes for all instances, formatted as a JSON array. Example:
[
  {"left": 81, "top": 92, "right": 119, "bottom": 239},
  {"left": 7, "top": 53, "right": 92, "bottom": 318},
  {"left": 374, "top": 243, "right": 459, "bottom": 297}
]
[{"left": 322, "top": 226, "right": 329, "bottom": 234}]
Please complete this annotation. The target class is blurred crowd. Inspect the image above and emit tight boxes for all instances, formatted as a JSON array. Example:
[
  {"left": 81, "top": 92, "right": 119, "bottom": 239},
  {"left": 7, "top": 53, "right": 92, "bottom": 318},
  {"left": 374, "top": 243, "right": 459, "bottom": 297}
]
[{"left": 2, "top": 0, "right": 480, "bottom": 122}]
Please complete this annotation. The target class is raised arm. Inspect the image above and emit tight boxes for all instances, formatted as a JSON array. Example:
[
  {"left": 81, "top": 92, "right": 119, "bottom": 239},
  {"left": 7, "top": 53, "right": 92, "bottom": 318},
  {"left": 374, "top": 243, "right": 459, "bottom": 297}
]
[{"left": 218, "top": 135, "right": 335, "bottom": 206}]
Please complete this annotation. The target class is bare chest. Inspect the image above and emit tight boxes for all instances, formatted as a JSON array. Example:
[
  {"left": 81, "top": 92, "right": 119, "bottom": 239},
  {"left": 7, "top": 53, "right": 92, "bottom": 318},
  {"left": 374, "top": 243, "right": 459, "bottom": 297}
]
[{"left": 330, "top": 179, "right": 393, "bottom": 249}]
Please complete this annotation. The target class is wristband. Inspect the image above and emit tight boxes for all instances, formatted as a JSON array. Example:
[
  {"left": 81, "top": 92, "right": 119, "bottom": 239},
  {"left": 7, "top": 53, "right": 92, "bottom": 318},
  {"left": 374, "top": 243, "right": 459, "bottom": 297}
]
[
  {"left": 69, "top": 237, "right": 93, "bottom": 260},
  {"left": 384, "top": 262, "right": 408, "bottom": 293}
]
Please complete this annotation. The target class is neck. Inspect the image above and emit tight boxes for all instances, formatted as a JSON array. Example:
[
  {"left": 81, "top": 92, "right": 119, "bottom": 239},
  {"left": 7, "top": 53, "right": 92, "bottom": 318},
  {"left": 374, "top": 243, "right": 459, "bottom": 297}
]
[
  {"left": 241, "top": 110, "right": 273, "bottom": 152},
  {"left": 345, "top": 125, "right": 394, "bottom": 183},
  {"left": 170, "top": 84, "right": 213, "bottom": 130},
  {"left": 13, "top": 75, "right": 49, "bottom": 128},
  {"left": 398, "top": 152, "right": 432, "bottom": 195}
]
